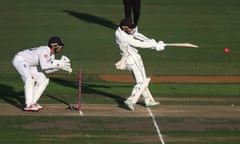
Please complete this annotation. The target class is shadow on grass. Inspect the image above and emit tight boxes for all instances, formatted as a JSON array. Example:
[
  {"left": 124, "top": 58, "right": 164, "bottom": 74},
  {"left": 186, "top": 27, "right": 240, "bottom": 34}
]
[
  {"left": 63, "top": 10, "right": 118, "bottom": 30},
  {"left": 50, "top": 78, "right": 126, "bottom": 106},
  {"left": 0, "top": 84, "right": 24, "bottom": 109}
]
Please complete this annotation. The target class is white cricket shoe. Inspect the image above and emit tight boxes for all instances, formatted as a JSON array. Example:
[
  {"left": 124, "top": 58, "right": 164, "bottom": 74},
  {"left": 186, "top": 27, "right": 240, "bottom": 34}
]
[
  {"left": 24, "top": 104, "right": 40, "bottom": 112},
  {"left": 124, "top": 100, "right": 135, "bottom": 111},
  {"left": 145, "top": 101, "right": 160, "bottom": 107},
  {"left": 34, "top": 103, "right": 43, "bottom": 110}
]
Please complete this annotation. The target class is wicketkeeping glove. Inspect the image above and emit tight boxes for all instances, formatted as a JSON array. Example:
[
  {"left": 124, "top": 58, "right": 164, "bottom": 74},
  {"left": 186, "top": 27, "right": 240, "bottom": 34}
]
[
  {"left": 60, "top": 55, "right": 71, "bottom": 63},
  {"left": 52, "top": 57, "right": 72, "bottom": 73},
  {"left": 60, "top": 55, "right": 72, "bottom": 73},
  {"left": 60, "top": 62, "right": 72, "bottom": 73}
]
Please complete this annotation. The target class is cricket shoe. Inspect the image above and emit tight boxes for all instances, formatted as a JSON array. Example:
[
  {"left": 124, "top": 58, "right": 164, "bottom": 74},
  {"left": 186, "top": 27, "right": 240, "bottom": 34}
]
[
  {"left": 33, "top": 103, "right": 43, "bottom": 110},
  {"left": 24, "top": 104, "right": 40, "bottom": 112},
  {"left": 145, "top": 101, "right": 160, "bottom": 107},
  {"left": 124, "top": 100, "right": 135, "bottom": 111}
]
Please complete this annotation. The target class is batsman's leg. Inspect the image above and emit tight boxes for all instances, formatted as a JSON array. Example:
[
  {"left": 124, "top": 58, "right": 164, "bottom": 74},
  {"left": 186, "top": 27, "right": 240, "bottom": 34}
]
[
  {"left": 130, "top": 54, "right": 159, "bottom": 107},
  {"left": 128, "top": 78, "right": 150, "bottom": 103},
  {"left": 142, "top": 88, "right": 160, "bottom": 107},
  {"left": 124, "top": 54, "right": 148, "bottom": 110},
  {"left": 125, "top": 78, "right": 150, "bottom": 110}
]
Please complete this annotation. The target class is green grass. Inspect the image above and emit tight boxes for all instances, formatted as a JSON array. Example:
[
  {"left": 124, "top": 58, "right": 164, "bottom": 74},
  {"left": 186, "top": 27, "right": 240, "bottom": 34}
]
[
  {"left": 0, "top": 0, "right": 240, "bottom": 75},
  {"left": 0, "top": 116, "right": 155, "bottom": 144},
  {"left": 0, "top": 116, "right": 239, "bottom": 144},
  {"left": 0, "top": 0, "right": 240, "bottom": 144},
  {"left": 1, "top": 73, "right": 240, "bottom": 105}
]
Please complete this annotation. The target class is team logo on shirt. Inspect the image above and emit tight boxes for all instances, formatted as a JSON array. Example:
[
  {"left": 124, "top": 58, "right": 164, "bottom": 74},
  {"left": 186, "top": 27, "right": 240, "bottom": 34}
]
[{"left": 44, "top": 54, "right": 48, "bottom": 59}]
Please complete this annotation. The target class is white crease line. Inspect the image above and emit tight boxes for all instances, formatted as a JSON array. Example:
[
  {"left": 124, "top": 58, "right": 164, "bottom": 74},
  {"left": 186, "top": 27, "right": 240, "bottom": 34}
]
[{"left": 147, "top": 107, "right": 165, "bottom": 144}]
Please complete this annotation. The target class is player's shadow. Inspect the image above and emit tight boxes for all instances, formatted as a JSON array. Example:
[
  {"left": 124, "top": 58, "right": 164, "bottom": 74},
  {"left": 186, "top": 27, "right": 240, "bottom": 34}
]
[
  {"left": 50, "top": 77, "right": 126, "bottom": 106},
  {"left": 63, "top": 10, "right": 118, "bottom": 30},
  {"left": 0, "top": 84, "right": 25, "bottom": 109},
  {"left": 82, "top": 82, "right": 126, "bottom": 105}
]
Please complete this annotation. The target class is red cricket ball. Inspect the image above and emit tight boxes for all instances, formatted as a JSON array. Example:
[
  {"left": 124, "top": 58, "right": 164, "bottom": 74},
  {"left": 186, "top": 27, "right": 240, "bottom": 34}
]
[{"left": 224, "top": 48, "right": 229, "bottom": 53}]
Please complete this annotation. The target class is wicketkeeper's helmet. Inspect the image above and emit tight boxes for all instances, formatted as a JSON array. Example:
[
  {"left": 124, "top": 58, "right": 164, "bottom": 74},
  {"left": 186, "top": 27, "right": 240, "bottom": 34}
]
[{"left": 48, "top": 36, "right": 64, "bottom": 47}]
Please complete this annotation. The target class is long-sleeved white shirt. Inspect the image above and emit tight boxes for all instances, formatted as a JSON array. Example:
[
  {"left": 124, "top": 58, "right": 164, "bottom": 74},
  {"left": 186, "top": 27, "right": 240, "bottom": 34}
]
[
  {"left": 115, "top": 27, "right": 157, "bottom": 57},
  {"left": 16, "top": 46, "right": 56, "bottom": 70}
]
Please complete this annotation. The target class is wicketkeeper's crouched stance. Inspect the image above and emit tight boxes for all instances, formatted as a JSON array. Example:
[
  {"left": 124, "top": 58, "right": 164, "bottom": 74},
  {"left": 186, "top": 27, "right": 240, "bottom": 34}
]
[
  {"left": 115, "top": 18, "right": 165, "bottom": 111},
  {"left": 12, "top": 36, "right": 72, "bottom": 112}
]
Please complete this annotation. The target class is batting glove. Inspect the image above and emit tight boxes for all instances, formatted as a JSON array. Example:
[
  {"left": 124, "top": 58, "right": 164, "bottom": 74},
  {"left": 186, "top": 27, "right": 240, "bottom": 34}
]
[{"left": 155, "top": 41, "right": 165, "bottom": 51}]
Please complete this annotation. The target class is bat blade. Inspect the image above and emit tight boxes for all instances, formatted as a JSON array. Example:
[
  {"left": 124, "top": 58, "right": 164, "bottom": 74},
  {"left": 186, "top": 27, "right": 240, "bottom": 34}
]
[{"left": 165, "top": 43, "right": 199, "bottom": 48}]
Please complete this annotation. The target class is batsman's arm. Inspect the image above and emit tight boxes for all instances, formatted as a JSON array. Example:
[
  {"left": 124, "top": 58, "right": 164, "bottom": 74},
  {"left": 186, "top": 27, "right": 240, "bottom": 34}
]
[
  {"left": 133, "top": 32, "right": 150, "bottom": 41},
  {"left": 133, "top": 32, "right": 165, "bottom": 51},
  {"left": 127, "top": 33, "right": 160, "bottom": 50}
]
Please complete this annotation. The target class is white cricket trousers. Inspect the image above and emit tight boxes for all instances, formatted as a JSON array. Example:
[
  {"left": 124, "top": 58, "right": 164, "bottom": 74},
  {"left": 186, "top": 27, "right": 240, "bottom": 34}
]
[
  {"left": 12, "top": 55, "right": 49, "bottom": 106},
  {"left": 126, "top": 54, "right": 156, "bottom": 104}
]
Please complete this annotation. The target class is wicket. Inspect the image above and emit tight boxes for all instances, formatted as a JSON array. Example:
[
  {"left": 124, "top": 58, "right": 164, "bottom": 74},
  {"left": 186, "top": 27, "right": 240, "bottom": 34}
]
[{"left": 78, "top": 68, "right": 83, "bottom": 115}]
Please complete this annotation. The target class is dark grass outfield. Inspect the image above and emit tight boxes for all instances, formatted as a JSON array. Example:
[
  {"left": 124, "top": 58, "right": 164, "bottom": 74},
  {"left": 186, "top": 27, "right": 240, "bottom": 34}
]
[
  {"left": 0, "top": 0, "right": 240, "bottom": 75},
  {"left": 0, "top": 0, "right": 240, "bottom": 144}
]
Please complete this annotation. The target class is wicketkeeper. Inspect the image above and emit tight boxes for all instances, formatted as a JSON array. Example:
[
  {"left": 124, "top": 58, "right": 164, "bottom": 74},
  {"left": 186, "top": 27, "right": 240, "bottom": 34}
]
[
  {"left": 115, "top": 18, "right": 165, "bottom": 111},
  {"left": 12, "top": 36, "right": 72, "bottom": 112}
]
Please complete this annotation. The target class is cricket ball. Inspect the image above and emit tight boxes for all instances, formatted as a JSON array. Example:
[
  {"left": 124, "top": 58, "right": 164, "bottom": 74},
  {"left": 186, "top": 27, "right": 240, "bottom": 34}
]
[{"left": 224, "top": 48, "right": 229, "bottom": 53}]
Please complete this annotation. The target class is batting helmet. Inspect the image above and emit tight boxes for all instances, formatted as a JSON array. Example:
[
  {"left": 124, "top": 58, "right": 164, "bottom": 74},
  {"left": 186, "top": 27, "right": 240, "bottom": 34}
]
[{"left": 120, "top": 18, "right": 134, "bottom": 29}]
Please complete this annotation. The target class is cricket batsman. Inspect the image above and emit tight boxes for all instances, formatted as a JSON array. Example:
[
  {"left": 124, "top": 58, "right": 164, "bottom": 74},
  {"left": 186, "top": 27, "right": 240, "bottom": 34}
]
[
  {"left": 115, "top": 18, "right": 165, "bottom": 111},
  {"left": 12, "top": 36, "right": 72, "bottom": 112}
]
